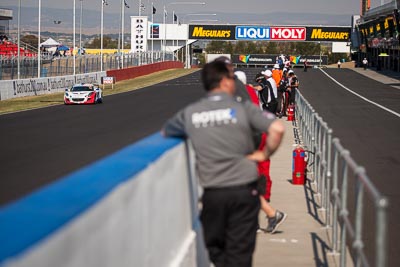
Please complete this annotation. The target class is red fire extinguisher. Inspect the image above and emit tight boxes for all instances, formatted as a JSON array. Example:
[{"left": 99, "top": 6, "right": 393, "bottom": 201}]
[
  {"left": 292, "top": 146, "right": 306, "bottom": 185},
  {"left": 287, "top": 104, "right": 295, "bottom": 121}
]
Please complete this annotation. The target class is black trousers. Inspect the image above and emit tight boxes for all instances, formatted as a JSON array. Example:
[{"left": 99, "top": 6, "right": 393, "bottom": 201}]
[{"left": 200, "top": 182, "right": 260, "bottom": 267}]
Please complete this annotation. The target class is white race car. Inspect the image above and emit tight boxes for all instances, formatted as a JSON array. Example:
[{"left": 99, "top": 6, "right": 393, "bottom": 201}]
[{"left": 64, "top": 83, "right": 103, "bottom": 105}]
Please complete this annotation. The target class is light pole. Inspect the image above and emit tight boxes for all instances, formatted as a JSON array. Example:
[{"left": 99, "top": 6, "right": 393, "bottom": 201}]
[
  {"left": 189, "top": 19, "right": 218, "bottom": 23},
  {"left": 163, "top": 2, "right": 206, "bottom": 61},
  {"left": 38, "top": 0, "right": 41, "bottom": 78},
  {"left": 53, "top": 20, "right": 62, "bottom": 41},
  {"left": 182, "top": 13, "right": 216, "bottom": 23},
  {"left": 319, "top": 41, "right": 322, "bottom": 67},
  {"left": 181, "top": 13, "right": 216, "bottom": 68},
  {"left": 151, "top": 2, "right": 155, "bottom": 63},
  {"left": 121, "top": 0, "right": 127, "bottom": 68},
  {"left": 100, "top": 0, "right": 107, "bottom": 72},
  {"left": 73, "top": 0, "right": 76, "bottom": 76},
  {"left": 79, "top": 0, "right": 83, "bottom": 51}
]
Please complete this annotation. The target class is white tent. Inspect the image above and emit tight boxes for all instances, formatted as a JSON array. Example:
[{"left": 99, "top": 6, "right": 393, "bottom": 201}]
[{"left": 40, "top": 38, "right": 60, "bottom": 48}]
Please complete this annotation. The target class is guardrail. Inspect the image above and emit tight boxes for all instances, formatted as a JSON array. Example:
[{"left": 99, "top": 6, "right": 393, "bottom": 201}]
[
  {"left": 0, "top": 133, "right": 209, "bottom": 267},
  {"left": 295, "top": 90, "right": 388, "bottom": 267}
]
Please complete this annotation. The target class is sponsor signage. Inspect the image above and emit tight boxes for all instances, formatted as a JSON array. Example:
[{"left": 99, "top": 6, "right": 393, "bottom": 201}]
[
  {"left": 306, "top": 26, "right": 351, "bottom": 42},
  {"left": 150, "top": 24, "right": 160, "bottom": 38},
  {"left": 233, "top": 54, "right": 276, "bottom": 64},
  {"left": 189, "top": 25, "right": 235, "bottom": 40},
  {"left": 131, "top": 16, "right": 148, "bottom": 53},
  {"left": 189, "top": 24, "right": 351, "bottom": 42},
  {"left": 232, "top": 54, "right": 328, "bottom": 66},
  {"left": 101, "top": 77, "right": 115, "bottom": 84},
  {"left": 236, "top": 26, "right": 306, "bottom": 41}
]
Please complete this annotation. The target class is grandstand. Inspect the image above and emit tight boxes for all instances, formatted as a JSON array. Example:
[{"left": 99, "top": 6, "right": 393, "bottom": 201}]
[{"left": 0, "top": 8, "right": 34, "bottom": 57}]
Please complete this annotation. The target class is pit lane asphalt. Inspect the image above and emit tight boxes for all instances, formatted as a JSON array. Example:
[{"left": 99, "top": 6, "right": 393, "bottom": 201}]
[
  {"left": 0, "top": 72, "right": 204, "bottom": 205},
  {"left": 295, "top": 67, "right": 400, "bottom": 267}
]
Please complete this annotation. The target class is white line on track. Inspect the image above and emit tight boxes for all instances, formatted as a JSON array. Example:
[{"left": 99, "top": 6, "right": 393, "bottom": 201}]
[{"left": 319, "top": 68, "right": 400, "bottom": 118}]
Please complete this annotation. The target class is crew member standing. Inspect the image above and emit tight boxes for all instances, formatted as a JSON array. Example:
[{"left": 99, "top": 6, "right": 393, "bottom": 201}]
[
  {"left": 236, "top": 71, "right": 288, "bottom": 234},
  {"left": 162, "top": 61, "right": 285, "bottom": 267},
  {"left": 303, "top": 59, "right": 308, "bottom": 72},
  {"left": 287, "top": 70, "right": 299, "bottom": 105},
  {"left": 363, "top": 58, "right": 368, "bottom": 70}
]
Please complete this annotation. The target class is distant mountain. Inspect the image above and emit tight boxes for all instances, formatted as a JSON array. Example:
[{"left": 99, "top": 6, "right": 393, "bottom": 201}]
[{"left": 4, "top": 5, "right": 354, "bottom": 35}]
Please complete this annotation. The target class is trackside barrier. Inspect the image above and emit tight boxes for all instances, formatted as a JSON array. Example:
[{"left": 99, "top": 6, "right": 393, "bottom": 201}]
[
  {"left": 0, "top": 72, "right": 106, "bottom": 101},
  {"left": 0, "top": 133, "right": 209, "bottom": 267},
  {"left": 295, "top": 90, "right": 389, "bottom": 267},
  {"left": 0, "top": 61, "right": 184, "bottom": 101},
  {"left": 106, "top": 61, "right": 184, "bottom": 82}
]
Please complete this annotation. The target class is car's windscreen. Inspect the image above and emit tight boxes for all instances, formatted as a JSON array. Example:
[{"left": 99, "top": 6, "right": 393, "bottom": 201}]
[{"left": 71, "top": 86, "right": 93, "bottom": 92}]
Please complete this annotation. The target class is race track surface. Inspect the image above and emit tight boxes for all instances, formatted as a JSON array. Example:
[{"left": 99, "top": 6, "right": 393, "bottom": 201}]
[
  {"left": 1, "top": 67, "right": 399, "bottom": 266},
  {"left": 0, "top": 71, "right": 204, "bottom": 205}
]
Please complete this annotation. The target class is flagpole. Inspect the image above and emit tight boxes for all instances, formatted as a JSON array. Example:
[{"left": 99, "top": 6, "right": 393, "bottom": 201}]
[
  {"left": 17, "top": 0, "right": 21, "bottom": 79},
  {"left": 118, "top": 0, "right": 122, "bottom": 56},
  {"left": 151, "top": 2, "right": 154, "bottom": 63},
  {"left": 163, "top": 5, "right": 166, "bottom": 61},
  {"left": 73, "top": 0, "right": 76, "bottom": 76},
  {"left": 172, "top": 10, "right": 175, "bottom": 50},
  {"left": 121, "top": 0, "right": 125, "bottom": 68},
  {"left": 100, "top": 0, "right": 104, "bottom": 72},
  {"left": 38, "top": 0, "right": 41, "bottom": 78}
]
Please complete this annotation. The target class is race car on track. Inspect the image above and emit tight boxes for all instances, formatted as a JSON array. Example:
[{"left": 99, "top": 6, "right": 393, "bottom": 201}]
[{"left": 64, "top": 83, "right": 103, "bottom": 105}]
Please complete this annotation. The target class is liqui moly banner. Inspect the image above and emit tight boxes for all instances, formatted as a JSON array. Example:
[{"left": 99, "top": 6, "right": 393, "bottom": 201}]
[{"left": 235, "top": 26, "right": 306, "bottom": 41}]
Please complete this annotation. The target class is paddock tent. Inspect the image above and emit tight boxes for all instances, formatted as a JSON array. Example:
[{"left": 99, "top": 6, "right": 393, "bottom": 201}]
[{"left": 40, "top": 38, "right": 60, "bottom": 48}]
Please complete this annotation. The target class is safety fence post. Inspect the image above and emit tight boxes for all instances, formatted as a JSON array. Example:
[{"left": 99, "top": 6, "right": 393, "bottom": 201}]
[{"left": 295, "top": 89, "right": 388, "bottom": 267}]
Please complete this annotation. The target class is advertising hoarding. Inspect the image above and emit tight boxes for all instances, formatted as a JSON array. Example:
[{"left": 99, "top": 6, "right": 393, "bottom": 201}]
[
  {"left": 232, "top": 54, "right": 328, "bottom": 66},
  {"left": 188, "top": 24, "right": 351, "bottom": 42}
]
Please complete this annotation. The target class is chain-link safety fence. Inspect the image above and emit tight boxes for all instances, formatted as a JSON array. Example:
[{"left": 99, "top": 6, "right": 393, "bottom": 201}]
[{"left": 0, "top": 51, "right": 175, "bottom": 80}]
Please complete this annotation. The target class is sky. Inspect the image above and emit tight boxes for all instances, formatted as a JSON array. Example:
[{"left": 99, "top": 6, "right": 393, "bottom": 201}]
[
  {"left": 0, "top": 0, "right": 388, "bottom": 17},
  {"left": 0, "top": 0, "right": 391, "bottom": 34}
]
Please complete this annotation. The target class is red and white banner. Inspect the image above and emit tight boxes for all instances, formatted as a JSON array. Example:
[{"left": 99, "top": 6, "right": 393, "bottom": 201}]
[{"left": 270, "top": 27, "right": 306, "bottom": 40}]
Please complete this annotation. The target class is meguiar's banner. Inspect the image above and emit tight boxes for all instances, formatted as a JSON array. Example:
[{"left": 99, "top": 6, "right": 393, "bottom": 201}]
[
  {"left": 189, "top": 25, "right": 235, "bottom": 40},
  {"left": 305, "top": 26, "right": 351, "bottom": 42}
]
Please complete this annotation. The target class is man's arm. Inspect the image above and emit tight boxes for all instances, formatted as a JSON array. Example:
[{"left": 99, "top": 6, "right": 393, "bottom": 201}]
[{"left": 161, "top": 110, "right": 187, "bottom": 138}]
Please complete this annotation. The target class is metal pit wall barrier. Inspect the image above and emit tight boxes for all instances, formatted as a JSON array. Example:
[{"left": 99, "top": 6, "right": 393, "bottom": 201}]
[{"left": 295, "top": 90, "right": 389, "bottom": 267}]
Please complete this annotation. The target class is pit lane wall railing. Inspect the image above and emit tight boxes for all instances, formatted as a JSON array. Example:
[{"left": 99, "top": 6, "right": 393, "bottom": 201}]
[
  {"left": 295, "top": 91, "right": 389, "bottom": 267},
  {"left": 0, "top": 133, "right": 209, "bottom": 267}
]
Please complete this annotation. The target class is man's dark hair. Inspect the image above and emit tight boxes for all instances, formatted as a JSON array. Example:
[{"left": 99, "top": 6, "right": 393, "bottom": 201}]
[
  {"left": 201, "top": 61, "right": 232, "bottom": 91},
  {"left": 255, "top": 73, "right": 265, "bottom": 83}
]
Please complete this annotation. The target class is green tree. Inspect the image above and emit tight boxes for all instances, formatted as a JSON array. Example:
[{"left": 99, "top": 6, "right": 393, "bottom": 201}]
[
  {"left": 293, "top": 42, "right": 320, "bottom": 56},
  {"left": 86, "top": 36, "right": 118, "bottom": 49},
  {"left": 233, "top": 41, "right": 246, "bottom": 54},
  {"left": 246, "top": 41, "right": 258, "bottom": 54},
  {"left": 21, "top": 35, "right": 40, "bottom": 49},
  {"left": 265, "top": 42, "right": 278, "bottom": 54},
  {"left": 205, "top": 41, "right": 227, "bottom": 53},
  {"left": 328, "top": 53, "right": 348, "bottom": 64},
  {"left": 224, "top": 42, "right": 234, "bottom": 55}
]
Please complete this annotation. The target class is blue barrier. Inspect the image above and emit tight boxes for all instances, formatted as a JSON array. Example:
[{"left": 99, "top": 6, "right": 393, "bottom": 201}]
[{"left": 0, "top": 133, "right": 203, "bottom": 267}]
